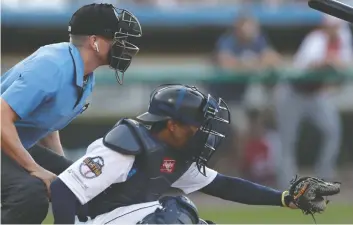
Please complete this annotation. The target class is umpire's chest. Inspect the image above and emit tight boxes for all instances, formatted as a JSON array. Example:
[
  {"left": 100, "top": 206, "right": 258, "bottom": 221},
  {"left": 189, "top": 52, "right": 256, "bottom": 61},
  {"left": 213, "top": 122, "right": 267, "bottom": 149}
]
[{"left": 33, "top": 83, "right": 93, "bottom": 131}]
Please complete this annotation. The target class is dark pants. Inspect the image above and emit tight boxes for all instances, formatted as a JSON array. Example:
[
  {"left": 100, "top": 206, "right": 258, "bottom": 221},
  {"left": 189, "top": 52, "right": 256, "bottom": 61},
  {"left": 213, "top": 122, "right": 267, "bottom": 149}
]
[{"left": 1, "top": 145, "right": 73, "bottom": 224}]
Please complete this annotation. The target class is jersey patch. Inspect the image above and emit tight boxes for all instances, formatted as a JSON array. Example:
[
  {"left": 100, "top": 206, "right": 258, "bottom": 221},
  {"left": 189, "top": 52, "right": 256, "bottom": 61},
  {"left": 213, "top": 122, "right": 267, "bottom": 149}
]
[
  {"left": 160, "top": 158, "right": 176, "bottom": 173},
  {"left": 127, "top": 168, "right": 138, "bottom": 179},
  {"left": 79, "top": 156, "right": 105, "bottom": 179}
]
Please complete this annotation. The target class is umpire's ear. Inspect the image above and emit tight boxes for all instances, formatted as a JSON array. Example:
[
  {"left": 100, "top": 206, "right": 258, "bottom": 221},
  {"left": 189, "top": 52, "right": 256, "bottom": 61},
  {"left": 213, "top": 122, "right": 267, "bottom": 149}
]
[{"left": 88, "top": 35, "right": 98, "bottom": 51}]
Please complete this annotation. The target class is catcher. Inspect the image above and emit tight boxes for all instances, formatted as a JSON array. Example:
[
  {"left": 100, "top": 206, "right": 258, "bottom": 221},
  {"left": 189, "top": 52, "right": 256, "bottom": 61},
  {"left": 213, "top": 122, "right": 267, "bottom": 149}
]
[{"left": 50, "top": 84, "right": 341, "bottom": 224}]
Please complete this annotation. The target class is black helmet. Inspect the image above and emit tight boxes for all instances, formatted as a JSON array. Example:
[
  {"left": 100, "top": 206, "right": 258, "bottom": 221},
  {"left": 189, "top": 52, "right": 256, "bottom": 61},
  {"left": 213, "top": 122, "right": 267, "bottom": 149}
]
[
  {"left": 68, "top": 3, "right": 142, "bottom": 84},
  {"left": 137, "top": 84, "right": 231, "bottom": 175}
]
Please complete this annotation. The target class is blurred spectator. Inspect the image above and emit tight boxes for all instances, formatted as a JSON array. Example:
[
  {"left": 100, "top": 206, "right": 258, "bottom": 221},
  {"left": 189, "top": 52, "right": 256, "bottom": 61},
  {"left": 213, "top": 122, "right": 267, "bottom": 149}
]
[
  {"left": 210, "top": 14, "right": 281, "bottom": 176},
  {"left": 215, "top": 14, "right": 280, "bottom": 71},
  {"left": 275, "top": 15, "right": 353, "bottom": 189},
  {"left": 240, "top": 109, "right": 281, "bottom": 186}
]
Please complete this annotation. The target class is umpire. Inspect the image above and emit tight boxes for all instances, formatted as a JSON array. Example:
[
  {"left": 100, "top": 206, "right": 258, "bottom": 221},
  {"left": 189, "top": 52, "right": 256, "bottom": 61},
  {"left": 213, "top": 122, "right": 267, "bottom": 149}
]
[{"left": 1, "top": 3, "right": 142, "bottom": 224}]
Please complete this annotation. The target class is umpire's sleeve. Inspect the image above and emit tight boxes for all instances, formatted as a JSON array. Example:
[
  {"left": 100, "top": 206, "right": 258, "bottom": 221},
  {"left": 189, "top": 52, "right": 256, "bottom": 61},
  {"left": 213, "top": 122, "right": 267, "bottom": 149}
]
[{"left": 1, "top": 59, "right": 60, "bottom": 119}]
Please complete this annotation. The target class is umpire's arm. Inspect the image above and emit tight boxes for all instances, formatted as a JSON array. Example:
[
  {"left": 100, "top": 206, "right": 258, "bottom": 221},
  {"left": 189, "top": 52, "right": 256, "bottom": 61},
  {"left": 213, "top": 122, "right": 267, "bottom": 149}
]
[
  {"left": 1, "top": 98, "right": 40, "bottom": 172},
  {"left": 38, "top": 131, "right": 65, "bottom": 156},
  {"left": 1, "top": 60, "right": 59, "bottom": 173}
]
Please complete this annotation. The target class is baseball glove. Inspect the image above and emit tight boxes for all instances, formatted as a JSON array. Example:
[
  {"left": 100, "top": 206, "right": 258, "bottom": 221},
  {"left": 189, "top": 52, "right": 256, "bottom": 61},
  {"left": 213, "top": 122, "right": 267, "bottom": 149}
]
[{"left": 284, "top": 175, "right": 341, "bottom": 222}]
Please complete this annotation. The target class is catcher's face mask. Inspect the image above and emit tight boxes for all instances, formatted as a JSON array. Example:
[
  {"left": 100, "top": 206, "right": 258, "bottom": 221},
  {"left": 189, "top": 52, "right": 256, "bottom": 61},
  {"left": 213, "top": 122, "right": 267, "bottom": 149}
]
[
  {"left": 184, "top": 94, "right": 231, "bottom": 176},
  {"left": 108, "top": 8, "right": 142, "bottom": 85}
]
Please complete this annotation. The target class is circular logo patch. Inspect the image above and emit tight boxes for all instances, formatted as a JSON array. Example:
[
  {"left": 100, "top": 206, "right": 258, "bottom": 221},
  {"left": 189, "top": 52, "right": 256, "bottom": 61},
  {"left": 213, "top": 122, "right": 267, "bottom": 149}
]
[{"left": 79, "top": 156, "right": 104, "bottom": 179}]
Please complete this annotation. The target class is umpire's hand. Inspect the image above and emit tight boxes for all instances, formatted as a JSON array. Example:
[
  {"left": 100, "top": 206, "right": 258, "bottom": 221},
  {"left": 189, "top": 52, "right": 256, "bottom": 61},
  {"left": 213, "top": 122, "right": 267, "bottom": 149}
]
[{"left": 30, "top": 167, "right": 57, "bottom": 198}]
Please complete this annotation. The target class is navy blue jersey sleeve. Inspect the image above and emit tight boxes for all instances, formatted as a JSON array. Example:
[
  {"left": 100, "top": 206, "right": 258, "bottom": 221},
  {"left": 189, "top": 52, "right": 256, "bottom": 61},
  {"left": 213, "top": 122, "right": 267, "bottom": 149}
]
[
  {"left": 201, "top": 173, "right": 283, "bottom": 206},
  {"left": 50, "top": 178, "right": 78, "bottom": 224}
]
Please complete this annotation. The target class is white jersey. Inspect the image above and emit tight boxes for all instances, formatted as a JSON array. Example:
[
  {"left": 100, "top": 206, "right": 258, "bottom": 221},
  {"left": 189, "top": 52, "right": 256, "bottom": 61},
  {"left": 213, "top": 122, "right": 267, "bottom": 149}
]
[{"left": 59, "top": 138, "right": 218, "bottom": 205}]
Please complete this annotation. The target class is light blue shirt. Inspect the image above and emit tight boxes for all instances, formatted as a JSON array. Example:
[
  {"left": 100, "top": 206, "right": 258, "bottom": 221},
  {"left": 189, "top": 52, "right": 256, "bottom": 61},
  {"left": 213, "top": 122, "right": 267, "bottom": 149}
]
[{"left": 1, "top": 42, "right": 95, "bottom": 149}]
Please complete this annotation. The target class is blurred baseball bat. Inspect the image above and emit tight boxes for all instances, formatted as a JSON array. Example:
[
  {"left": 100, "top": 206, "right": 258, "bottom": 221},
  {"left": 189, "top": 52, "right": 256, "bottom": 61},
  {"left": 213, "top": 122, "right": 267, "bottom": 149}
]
[{"left": 308, "top": 0, "right": 353, "bottom": 23}]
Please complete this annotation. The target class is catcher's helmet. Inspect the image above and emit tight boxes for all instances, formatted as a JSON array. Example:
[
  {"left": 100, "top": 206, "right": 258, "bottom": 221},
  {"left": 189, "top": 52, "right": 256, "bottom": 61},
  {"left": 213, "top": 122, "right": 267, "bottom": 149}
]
[
  {"left": 68, "top": 3, "right": 142, "bottom": 84},
  {"left": 137, "top": 84, "right": 231, "bottom": 175}
]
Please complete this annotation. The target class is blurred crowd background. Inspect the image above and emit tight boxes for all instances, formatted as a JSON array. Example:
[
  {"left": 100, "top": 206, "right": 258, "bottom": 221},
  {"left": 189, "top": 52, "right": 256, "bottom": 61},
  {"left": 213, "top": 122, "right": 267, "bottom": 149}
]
[{"left": 2, "top": 0, "right": 353, "bottom": 191}]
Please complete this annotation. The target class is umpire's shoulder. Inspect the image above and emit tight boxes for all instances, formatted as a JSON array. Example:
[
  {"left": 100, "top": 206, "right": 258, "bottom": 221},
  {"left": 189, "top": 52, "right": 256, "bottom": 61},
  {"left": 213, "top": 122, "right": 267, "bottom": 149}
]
[
  {"left": 37, "top": 42, "right": 74, "bottom": 67},
  {"left": 16, "top": 45, "right": 68, "bottom": 89},
  {"left": 37, "top": 43, "right": 77, "bottom": 70}
]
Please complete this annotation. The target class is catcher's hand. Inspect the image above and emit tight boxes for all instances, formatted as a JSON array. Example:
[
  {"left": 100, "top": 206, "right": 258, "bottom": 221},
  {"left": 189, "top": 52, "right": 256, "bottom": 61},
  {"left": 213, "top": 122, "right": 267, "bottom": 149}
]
[{"left": 282, "top": 176, "right": 341, "bottom": 218}]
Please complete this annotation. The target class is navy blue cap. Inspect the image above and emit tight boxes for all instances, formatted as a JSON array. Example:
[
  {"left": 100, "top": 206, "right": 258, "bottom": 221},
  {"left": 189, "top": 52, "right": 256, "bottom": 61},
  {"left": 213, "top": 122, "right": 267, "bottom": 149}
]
[{"left": 68, "top": 3, "right": 119, "bottom": 39}]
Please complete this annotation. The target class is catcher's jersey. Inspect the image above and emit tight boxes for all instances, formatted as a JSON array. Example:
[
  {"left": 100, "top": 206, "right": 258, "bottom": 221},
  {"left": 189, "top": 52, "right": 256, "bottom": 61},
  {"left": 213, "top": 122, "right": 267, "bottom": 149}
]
[{"left": 58, "top": 138, "right": 217, "bottom": 205}]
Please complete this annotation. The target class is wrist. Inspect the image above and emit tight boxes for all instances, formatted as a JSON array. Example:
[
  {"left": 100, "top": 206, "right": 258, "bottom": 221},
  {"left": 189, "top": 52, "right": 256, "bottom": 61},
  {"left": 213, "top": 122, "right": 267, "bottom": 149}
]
[
  {"left": 13, "top": 147, "right": 41, "bottom": 173},
  {"left": 281, "top": 191, "right": 293, "bottom": 207},
  {"left": 24, "top": 162, "right": 41, "bottom": 173}
]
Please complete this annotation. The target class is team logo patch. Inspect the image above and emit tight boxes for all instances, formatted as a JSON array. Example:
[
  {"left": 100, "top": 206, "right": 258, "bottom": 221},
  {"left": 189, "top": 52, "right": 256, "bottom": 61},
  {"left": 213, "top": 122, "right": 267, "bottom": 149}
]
[
  {"left": 127, "top": 168, "right": 137, "bottom": 179},
  {"left": 79, "top": 156, "right": 104, "bottom": 179},
  {"left": 160, "top": 157, "right": 176, "bottom": 173}
]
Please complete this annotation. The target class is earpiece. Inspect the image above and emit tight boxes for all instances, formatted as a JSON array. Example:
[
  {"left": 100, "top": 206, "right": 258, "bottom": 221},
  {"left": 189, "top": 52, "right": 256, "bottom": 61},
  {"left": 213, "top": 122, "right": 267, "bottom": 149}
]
[{"left": 94, "top": 42, "right": 99, "bottom": 53}]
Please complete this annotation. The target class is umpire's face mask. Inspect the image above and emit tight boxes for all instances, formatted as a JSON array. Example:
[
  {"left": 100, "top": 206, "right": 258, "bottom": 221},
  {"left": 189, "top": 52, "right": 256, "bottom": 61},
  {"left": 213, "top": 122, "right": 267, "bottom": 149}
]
[{"left": 108, "top": 8, "right": 142, "bottom": 85}]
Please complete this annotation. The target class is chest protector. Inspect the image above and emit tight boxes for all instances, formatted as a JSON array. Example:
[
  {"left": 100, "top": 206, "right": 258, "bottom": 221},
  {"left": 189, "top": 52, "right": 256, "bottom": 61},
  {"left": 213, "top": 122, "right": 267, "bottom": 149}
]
[{"left": 85, "top": 119, "right": 194, "bottom": 218}]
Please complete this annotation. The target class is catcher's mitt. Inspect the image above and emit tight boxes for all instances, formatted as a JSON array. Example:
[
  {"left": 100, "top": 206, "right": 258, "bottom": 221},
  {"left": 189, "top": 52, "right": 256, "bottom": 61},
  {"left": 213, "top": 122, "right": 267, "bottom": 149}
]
[{"left": 285, "top": 175, "right": 341, "bottom": 222}]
